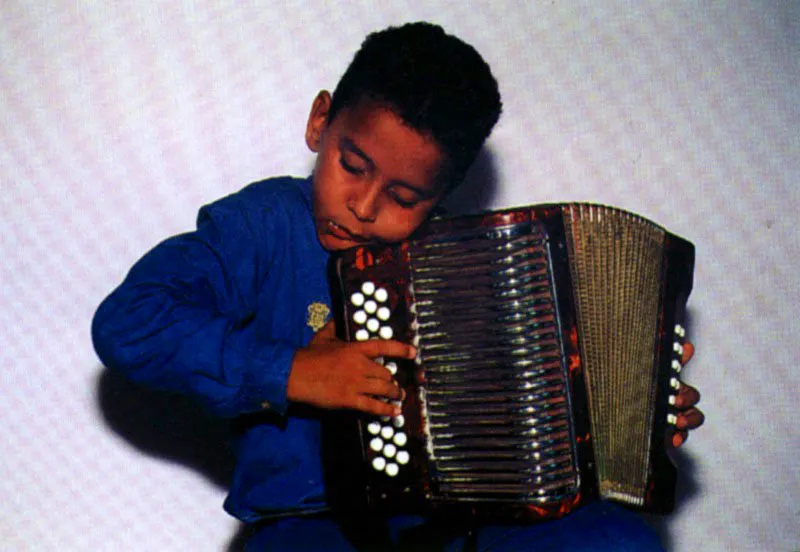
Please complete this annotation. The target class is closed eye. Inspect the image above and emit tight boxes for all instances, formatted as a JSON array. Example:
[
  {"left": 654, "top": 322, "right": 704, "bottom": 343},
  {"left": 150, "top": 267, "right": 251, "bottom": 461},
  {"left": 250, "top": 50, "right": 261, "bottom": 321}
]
[
  {"left": 387, "top": 187, "right": 420, "bottom": 209},
  {"left": 340, "top": 155, "right": 366, "bottom": 175}
]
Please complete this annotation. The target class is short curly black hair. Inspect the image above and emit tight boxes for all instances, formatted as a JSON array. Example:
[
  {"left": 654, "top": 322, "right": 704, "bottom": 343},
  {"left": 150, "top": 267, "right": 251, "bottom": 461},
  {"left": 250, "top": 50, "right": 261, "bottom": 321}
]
[{"left": 328, "top": 22, "right": 502, "bottom": 187}]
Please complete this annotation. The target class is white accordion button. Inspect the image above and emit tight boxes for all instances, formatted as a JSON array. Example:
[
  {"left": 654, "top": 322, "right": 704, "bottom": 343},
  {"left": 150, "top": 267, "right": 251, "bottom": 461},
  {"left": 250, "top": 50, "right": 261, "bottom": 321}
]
[
  {"left": 366, "top": 318, "right": 380, "bottom": 333},
  {"left": 367, "top": 421, "right": 381, "bottom": 435},
  {"left": 393, "top": 432, "right": 407, "bottom": 447},
  {"left": 670, "top": 377, "right": 681, "bottom": 390},
  {"left": 385, "top": 361, "right": 398, "bottom": 375},
  {"left": 396, "top": 450, "right": 410, "bottom": 465},
  {"left": 379, "top": 326, "right": 394, "bottom": 340},
  {"left": 377, "top": 306, "right": 391, "bottom": 321},
  {"left": 374, "top": 287, "right": 388, "bottom": 303},
  {"left": 353, "top": 310, "right": 367, "bottom": 325},
  {"left": 350, "top": 292, "right": 365, "bottom": 307},
  {"left": 383, "top": 443, "right": 397, "bottom": 458},
  {"left": 372, "top": 456, "right": 387, "bottom": 472},
  {"left": 671, "top": 359, "right": 682, "bottom": 372},
  {"left": 370, "top": 437, "right": 384, "bottom": 452},
  {"left": 392, "top": 415, "right": 405, "bottom": 428},
  {"left": 667, "top": 413, "right": 678, "bottom": 425},
  {"left": 361, "top": 281, "right": 376, "bottom": 295},
  {"left": 669, "top": 395, "right": 677, "bottom": 406},
  {"left": 380, "top": 425, "right": 394, "bottom": 440},
  {"left": 355, "top": 329, "right": 370, "bottom": 342},
  {"left": 364, "top": 300, "right": 378, "bottom": 314},
  {"left": 385, "top": 463, "right": 399, "bottom": 477}
]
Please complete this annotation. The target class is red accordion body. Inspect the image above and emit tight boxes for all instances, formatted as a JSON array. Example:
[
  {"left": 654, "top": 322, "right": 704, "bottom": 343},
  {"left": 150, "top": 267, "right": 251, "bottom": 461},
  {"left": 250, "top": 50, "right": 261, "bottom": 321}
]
[{"left": 323, "top": 203, "right": 694, "bottom": 522}]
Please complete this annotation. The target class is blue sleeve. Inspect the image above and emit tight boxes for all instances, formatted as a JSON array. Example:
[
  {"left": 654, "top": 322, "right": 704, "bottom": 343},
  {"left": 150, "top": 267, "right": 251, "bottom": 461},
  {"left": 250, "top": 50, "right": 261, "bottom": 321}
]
[{"left": 92, "top": 188, "right": 296, "bottom": 418}]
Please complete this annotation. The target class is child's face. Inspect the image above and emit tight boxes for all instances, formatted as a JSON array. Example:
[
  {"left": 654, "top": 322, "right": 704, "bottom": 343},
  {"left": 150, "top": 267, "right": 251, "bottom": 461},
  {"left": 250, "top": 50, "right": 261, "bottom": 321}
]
[{"left": 306, "top": 92, "right": 448, "bottom": 251}]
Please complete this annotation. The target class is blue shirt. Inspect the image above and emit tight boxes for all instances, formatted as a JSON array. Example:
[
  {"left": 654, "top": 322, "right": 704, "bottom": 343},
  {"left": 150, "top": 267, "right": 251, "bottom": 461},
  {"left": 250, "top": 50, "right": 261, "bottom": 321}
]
[{"left": 92, "top": 176, "right": 332, "bottom": 521}]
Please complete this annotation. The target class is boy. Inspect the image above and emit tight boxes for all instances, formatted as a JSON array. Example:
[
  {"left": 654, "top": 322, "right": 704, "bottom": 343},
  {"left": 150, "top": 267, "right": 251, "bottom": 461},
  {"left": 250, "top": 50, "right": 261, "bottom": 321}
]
[{"left": 93, "top": 22, "right": 702, "bottom": 551}]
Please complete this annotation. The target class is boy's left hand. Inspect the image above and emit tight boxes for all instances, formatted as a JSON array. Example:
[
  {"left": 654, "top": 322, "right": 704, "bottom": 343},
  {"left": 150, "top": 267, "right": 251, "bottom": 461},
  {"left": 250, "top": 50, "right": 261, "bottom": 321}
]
[{"left": 670, "top": 341, "right": 705, "bottom": 448}]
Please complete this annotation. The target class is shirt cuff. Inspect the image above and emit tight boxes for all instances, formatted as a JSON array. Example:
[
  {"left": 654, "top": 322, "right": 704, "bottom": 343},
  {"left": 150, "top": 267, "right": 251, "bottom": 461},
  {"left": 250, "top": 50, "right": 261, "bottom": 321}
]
[{"left": 239, "top": 341, "right": 295, "bottom": 416}]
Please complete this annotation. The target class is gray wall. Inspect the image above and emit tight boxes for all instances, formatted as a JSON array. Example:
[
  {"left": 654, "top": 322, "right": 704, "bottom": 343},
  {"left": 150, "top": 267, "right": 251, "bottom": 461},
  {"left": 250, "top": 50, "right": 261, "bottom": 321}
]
[{"left": 2, "top": 2, "right": 797, "bottom": 550}]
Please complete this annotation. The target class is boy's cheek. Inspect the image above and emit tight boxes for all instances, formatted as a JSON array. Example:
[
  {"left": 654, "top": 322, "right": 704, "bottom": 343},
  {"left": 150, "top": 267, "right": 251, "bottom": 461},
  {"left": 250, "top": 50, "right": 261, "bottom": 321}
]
[{"left": 376, "top": 209, "right": 433, "bottom": 243}]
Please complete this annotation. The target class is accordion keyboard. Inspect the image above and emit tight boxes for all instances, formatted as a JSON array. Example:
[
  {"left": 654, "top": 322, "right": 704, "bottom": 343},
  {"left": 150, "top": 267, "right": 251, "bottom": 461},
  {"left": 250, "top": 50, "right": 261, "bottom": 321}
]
[{"left": 347, "top": 281, "right": 411, "bottom": 478}]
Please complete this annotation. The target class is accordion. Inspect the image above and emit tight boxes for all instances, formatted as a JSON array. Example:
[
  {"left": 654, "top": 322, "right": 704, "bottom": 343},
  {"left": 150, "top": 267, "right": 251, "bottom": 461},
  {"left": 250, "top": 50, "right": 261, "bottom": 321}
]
[{"left": 323, "top": 203, "right": 694, "bottom": 522}]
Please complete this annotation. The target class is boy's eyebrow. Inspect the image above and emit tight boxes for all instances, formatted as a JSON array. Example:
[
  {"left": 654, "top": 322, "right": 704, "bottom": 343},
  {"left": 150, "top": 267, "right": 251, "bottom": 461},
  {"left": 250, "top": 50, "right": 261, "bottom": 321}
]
[
  {"left": 339, "top": 137, "right": 435, "bottom": 199},
  {"left": 339, "top": 137, "right": 375, "bottom": 169}
]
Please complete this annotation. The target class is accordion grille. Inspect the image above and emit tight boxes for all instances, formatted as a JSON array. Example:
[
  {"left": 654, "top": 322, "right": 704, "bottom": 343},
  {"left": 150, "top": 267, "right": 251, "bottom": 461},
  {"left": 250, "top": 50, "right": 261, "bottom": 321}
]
[
  {"left": 563, "top": 205, "right": 665, "bottom": 506},
  {"left": 407, "top": 222, "right": 578, "bottom": 504}
]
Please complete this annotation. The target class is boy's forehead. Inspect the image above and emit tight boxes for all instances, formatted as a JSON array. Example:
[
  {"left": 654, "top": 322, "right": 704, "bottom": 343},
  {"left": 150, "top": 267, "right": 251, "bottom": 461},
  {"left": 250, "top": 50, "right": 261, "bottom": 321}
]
[
  {"left": 332, "top": 98, "right": 449, "bottom": 191},
  {"left": 337, "top": 98, "right": 427, "bottom": 143}
]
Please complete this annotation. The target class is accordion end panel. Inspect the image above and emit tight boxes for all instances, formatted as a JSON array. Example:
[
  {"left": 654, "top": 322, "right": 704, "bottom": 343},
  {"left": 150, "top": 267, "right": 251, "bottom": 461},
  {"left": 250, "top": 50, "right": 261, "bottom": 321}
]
[{"left": 646, "top": 231, "right": 695, "bottom": 513}]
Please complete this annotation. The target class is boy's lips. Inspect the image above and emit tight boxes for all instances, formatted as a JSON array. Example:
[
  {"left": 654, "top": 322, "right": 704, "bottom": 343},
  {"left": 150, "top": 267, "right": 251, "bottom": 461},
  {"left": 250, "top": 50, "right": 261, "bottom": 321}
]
[{"left": 326, "top": 220, "right": 369, "bottom": 244}]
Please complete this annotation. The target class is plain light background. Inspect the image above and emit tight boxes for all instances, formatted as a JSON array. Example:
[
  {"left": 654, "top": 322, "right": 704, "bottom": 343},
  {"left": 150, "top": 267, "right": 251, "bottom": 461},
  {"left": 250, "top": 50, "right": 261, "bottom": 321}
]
[{"left": 2, "top": 2, "right": 798, "bottom": 550}]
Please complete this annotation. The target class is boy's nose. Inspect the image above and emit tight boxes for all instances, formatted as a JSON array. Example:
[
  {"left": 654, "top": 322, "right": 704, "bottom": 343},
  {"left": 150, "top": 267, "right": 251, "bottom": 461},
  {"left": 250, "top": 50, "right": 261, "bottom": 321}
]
[{"left": 347, "top": 183, "right": 380, "bottom": 222}]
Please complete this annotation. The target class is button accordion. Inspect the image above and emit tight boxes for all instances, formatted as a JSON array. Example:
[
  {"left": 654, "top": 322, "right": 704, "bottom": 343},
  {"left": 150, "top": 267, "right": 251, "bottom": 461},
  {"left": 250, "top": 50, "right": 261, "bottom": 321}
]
[{"left": 323, "top": 203, "right": 694, "bottom": 521}]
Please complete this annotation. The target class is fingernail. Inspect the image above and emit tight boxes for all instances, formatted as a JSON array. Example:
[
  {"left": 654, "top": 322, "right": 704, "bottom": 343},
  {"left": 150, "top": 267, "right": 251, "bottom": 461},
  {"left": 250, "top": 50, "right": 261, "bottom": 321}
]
[{"left": 393, "top": 405, "right": 402, "bottom": 416}]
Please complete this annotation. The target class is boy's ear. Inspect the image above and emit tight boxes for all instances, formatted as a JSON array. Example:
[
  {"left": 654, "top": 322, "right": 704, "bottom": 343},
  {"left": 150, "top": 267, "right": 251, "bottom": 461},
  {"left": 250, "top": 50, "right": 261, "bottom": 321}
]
[{"left": 305, "top": 90, "right": 332, "bottom": 153}]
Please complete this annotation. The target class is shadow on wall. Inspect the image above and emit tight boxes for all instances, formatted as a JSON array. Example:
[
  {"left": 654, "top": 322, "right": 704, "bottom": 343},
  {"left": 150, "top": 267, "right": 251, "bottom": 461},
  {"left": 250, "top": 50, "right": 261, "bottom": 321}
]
[
  {"left": 439, "top": 147, "right": 500, "bottom": 215},
  {"left": 646, "top": 450, "right": 703, "bottom": 551},
  {"left": 96, "top": 366, "right": 236, "bottom": 489}
]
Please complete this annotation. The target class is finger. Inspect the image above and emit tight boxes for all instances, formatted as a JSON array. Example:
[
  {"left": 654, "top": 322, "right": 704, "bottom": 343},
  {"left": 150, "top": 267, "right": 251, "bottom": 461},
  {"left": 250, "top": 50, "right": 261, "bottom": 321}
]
[
  {"left": 362, "top": 377, "right": 404, "bottom": 402},
  {"left": 681, "top": 341, "right": 694, "bottom": 364},
  {"left": 675, "top": 383, "right": 701, "bottom": 409},
  {"left": 676, "top": 407, "right": 705, "bottom": 430},
  {"left": 352, "top": 395, "right": 402, "bottom": 418},
  {"left": 362, "top": 361, "right": 397, "bottom": 382},
  {"left": 671, "top": 429, "right": 688, "bottom": 448},
  {"left": 356, "top": 339, "right": 417, "bottom": 361}
]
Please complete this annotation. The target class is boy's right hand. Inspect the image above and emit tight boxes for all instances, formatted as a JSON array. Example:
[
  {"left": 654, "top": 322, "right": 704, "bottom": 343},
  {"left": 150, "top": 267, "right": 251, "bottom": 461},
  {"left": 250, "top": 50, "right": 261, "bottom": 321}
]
[{"left": 286, "top": 322, "right": 415, "bottom": 417}]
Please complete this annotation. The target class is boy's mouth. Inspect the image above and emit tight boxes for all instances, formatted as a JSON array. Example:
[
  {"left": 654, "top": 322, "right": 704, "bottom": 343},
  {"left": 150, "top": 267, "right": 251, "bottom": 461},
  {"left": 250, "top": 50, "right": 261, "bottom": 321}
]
[{"left": 326, "top": 220, "right": 369, "bottom": 244}]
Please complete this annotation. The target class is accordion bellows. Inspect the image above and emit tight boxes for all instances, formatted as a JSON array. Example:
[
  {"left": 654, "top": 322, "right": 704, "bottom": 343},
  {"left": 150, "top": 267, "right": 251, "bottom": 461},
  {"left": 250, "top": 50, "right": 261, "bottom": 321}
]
[{"left": 324, "top": 203, "right": 694, "bottom": 521}]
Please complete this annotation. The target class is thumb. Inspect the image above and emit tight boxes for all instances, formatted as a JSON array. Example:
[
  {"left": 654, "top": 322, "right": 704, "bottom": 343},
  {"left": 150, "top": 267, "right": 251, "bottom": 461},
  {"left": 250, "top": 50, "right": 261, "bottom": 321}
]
[{"left": 313, "top": 320, "right": 338, "bottom": 342}]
